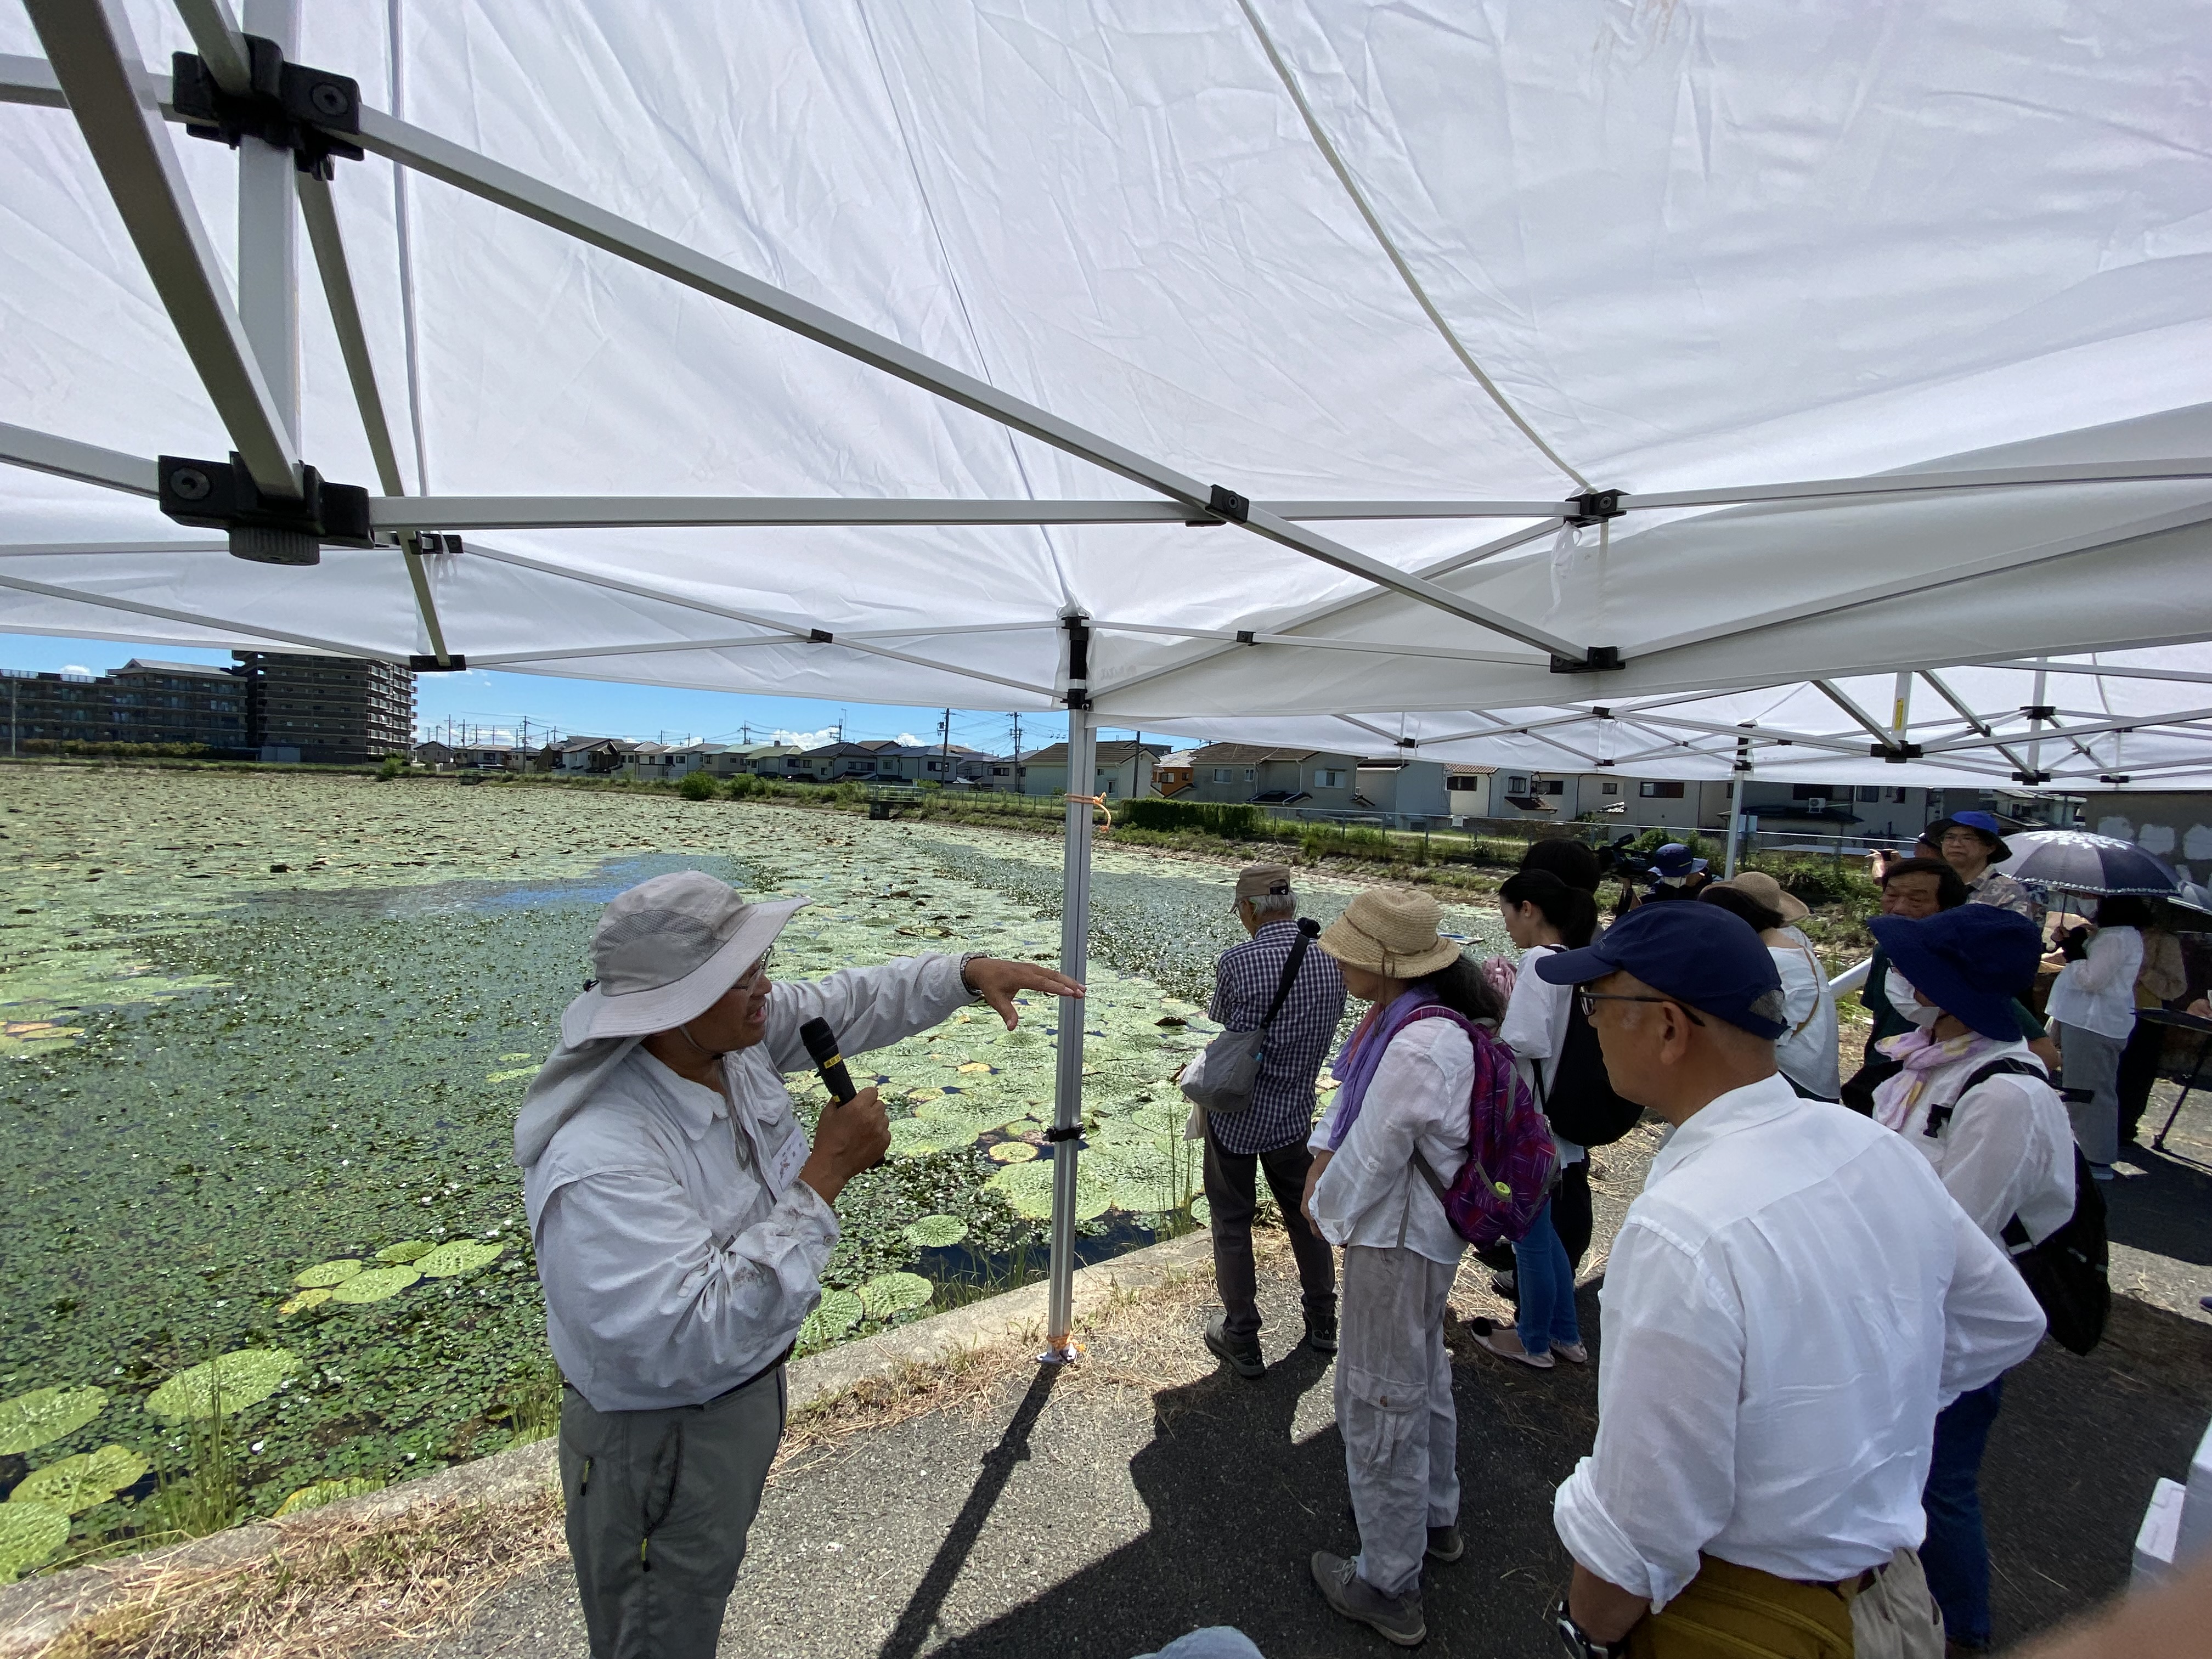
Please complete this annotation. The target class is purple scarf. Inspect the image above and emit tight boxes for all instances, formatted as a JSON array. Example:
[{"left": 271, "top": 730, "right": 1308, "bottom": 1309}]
[{"left": 1325, "top": 988, "right": 1440, "bottom": 1151}]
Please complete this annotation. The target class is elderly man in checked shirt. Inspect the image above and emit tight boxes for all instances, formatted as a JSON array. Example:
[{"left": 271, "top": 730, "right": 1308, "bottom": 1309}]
[{"left": 1196, "top": 862, "right": 1348, "bottom": 1379}]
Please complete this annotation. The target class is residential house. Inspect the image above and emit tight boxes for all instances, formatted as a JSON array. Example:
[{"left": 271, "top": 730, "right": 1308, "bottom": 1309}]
[
  {"left": 1353, "top": 759, "right": 1499, "bottom": 821},
  {"left": 413, "top": 740, "right": 454, "bottom": 766},
  {"left": 554, "top": 736, "right": 637, "bottom": 774},
  {"left": 1181, "top": 743, "right": 1361, "bottom": 810},
  {"left": 706, "top": 743, "right": 798, "bottom": 777},
  {"left": 874, "top": 743, "right": 995, "bottom": 786},
  {"left": 1154, "top": 751, "right": 1198, "bottom": 796},
  {"left": 1013, "top": 740, "right": 1169, "bottom": 800}
]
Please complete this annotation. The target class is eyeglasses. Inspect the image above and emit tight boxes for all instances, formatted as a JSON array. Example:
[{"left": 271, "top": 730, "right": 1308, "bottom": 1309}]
[
  {"left": 733, "top": 949, "right": 775, "bottom": 990},
  {"left": 1575, "top": 989, "right": 1705, "bottom": 1026}
]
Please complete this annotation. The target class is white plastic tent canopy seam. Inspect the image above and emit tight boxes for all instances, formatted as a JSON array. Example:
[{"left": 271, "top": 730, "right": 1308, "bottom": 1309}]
[{"left": 6, "top": 0, "right": 2212, "bottom": 1351}]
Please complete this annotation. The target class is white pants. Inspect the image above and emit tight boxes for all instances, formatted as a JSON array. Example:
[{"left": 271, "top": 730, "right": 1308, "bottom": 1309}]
[{"left": 1338, "top": 1243, "right": 1462, "bottom": 1599}]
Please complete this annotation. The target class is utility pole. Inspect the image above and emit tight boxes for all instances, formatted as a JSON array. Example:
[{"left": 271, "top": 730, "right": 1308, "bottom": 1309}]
[
  {"left": 1009, "top": 712, "right": 1022, "bottom": 794},
  {"left": 940, "top": 707, "right": 951, "bottom": 780}
]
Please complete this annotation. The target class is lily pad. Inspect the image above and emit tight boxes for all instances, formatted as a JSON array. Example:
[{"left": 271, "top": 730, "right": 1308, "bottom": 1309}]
[
  {"left": 274, "top": 1475, "right": 382, "bottom": 1517},
  {"left": 413, "top": 1241, "right": 505, "bottom": 1279},
  {"left": 278, "top": 1289, "right": 333, "bottom": 1317},
  {"left": 293, "top": 1259, "right": 364, "bottom": 1288},
  {"left": 798, "top": 1288, "right": 864, "bottom": 1348},
  {"left": 0, "top": 1387, "right": 106, "bottom": 1455},
  {"left": 146, "top": 1349, "right": 298, "bottom": 1420},
  {"left": 12, "top": 1444, "right": 149, "bottom": 1514},
  {"left": 901, "top": 1214, "right": 968, "bottom": 1248},
  {"left": 0, "top": 1500, "right": 69, "bottom": 1583},
  {"left": 857, "top": 1272, "right": 934, "bottom": 1319},
  {"left": 986, "top": 1142, "right": 1037, "bottom": 1163},
  {"left": 1190, "top": 1197, "right": 1211, "bottom": 1224},
  {"left": 328, "top": 1266, "right": 421, "bottom": 1304},
  {"left": 956, "top": 1062, "right": 994, "bottom": 1074},
  {"left": 375, "top": 1240, "right": 437, "bottom": 1264}
]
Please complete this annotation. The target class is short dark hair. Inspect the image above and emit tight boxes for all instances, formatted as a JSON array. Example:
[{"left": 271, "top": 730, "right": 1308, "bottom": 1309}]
[
  {"left": 1519, "top": 837, "right": 1602, "bottom": 894},
  {"left": 1699, "top": 884, "right": 1782, "bottom": 935},
  {"left": 1881, "top": 856, "right": 1968, "bottom": 910}
]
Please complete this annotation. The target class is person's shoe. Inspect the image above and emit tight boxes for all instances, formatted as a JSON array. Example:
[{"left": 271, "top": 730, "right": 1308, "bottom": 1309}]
[
  {"left": 1204, "top": 1314, "right": 1266, "bottom": 1380},
  {"left": 1425, "top": 1525, "right": 1464, "bottom": 1563},
  {"left": 1551, "top": 1340, "right": 1589, "bottom": 1365},
  {"left": 1489, "top": 1269, "right": 1518, "bottom": 1301},
  {"left": 1311, "top": 1551, "right": 1426, "bottom": 1646},
  {"left": 1304, "top": 1312, "right": 1339, "bottom": 1355},
  {"left": 1471, "top": 1317, "right": 1554, "bottom": 1369},
  {"left": 2090, "top": 1163, "right": 2117, "bottom": 1182}
]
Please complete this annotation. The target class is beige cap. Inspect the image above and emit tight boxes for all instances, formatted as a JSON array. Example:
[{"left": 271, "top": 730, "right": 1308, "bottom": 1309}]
[
  {"left": 559, "top": 871, "right": 805, "bottom": 1045},
  {"left": 1317, "top": 886, "right": 1464, "bottom": 978},
  {"left": 1234, "top": 862, "right": 1296, "bottom": 902},
  {"left": 1708, "top": 869, "right": 1809, "bottom": 923}
]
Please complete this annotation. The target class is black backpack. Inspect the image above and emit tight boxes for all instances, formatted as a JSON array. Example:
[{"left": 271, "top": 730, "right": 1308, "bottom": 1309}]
[
  {"left": 1926, "top": 1057, "right": 2109, "bottom": 1356},
  {"left": 1533, "top": 997, "right": 1643, "bottom": 1148}
]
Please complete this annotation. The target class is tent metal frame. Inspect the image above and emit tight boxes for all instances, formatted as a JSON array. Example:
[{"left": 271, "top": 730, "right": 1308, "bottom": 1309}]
[{"left": 8, "top": 5, "right": 2212, "bottom": 1361}]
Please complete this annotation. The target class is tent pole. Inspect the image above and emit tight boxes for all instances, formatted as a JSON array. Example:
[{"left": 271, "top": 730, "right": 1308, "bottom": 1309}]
[
  {"left": 1042, "top": 663, "right": 1096, "bottom": 1363},
  {"left": 237, "top": 0, "right": 301, "bottom": 452},
  {"left": 1724, "top": 771, "right": 1744, "bottom": 878}
]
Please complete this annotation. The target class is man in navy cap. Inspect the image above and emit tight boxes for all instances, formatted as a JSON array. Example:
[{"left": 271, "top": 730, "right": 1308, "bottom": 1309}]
[
  {"left": 1533, "top": 904, "right": 2045, "bottom": 1659},
  {"left": 1865, "top": 905, "right": 2075, "bottom": 1655},
  {"left": 1928, "top": 811, "right": 2035, "bottom": 919}
]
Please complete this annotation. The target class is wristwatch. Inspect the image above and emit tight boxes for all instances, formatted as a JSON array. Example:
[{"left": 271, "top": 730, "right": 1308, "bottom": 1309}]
[
  {"left": 1552, "top": 1595, "right": 1627, "bottom": 1658},
  {"left": 958, "top": 952, "right": 988, "bottom": 1000}
]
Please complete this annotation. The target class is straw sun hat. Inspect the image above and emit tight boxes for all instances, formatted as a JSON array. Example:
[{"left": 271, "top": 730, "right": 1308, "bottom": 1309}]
[
  {"left": 1316, "top": 887, "right": 1464, "bottom": 979},
  {"left": 1707, "top": 869, "right": 1809, "bottom": 924}
]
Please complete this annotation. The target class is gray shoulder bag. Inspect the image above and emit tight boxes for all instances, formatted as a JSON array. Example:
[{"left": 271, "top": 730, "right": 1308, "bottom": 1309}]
[{"left": 1180, "top": 918, "right": 1320, "bottom": 1116}]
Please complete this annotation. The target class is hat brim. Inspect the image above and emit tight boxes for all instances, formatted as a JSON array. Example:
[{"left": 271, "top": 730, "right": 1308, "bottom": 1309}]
[
  {"left": 1774, "top": 891, "right": 1810, "bottom": 922},
  {"left": 1929, "top": 818, "right": 2012, "bottom": 864},
  {"left": 1531, "top": 942, "right": 1619, "bottom": 985},
  {"left": 1867, "top": 914, "right": 2019, "bottom": 1040},
  {"left": 1314, "top": 916, "right": 1462, "bottom": 979},
  {"left": 560, "top": 896, "right": 807, "bottom": 1045}
]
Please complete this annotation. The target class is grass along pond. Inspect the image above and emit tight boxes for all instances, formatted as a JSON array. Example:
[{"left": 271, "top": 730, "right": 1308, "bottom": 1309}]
[{"left": 0, "top": 768, "right": 1506, "bottom": 1579}]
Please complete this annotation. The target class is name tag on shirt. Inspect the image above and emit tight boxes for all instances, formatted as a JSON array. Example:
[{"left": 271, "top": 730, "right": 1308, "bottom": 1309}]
[{"left": 764, "top": 1120, "right": 807, "bottom": 1197}]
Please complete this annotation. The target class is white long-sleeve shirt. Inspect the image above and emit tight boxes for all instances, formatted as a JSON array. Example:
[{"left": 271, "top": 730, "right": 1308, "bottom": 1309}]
[
  {"left": 2047, "top": 926, "right": 2146, "bottom": 1041},
  {"left": 525, "top": 953, "right": 973, "bottom": 1410},
  {"left": 1498, "top": 944, "right": 1584, "bottom": 1164},
  {"left": 1552, "top": 1075, "right": 2046, "bottom": 1610},
  {"left": 1880, "top": 1039, "right": 2075, "bottom": 1247},
  {"left": 1307, "top": 1015, "right": 1473, "bottom": 1266},
  {"left": 1770, "top": 930, "right": 1842, "bottom": 1099}
]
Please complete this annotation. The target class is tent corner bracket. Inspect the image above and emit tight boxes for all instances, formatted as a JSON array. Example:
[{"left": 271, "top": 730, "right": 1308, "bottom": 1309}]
[
  {"left": 408, "top": 654, "right": 468, "bottom": 672},
  {"left": 1562, "top": 489, "right": 1624, "bottom": 526},
  {"left": 159, "top": 452, "right": 374, "bottom": 565},
  {"left": 1872, "top": 742, "right": 1925, "bottom": 763},
  {"left": 1549, "top": 646, "right": 1624, "bottom": 674},
  {"left": 171, "top": 36, "right": 362, "bottom": 179}
]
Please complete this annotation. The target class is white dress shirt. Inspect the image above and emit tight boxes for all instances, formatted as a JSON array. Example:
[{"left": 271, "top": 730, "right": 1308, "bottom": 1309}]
[
  {"left": 2046, "top": 926, "right": 2146, "bottom": 1041},
  {"left": 1499, "top": 944, "right": 1585, "bottom": 1165},
  {"left": 1770, "top": 929, "right": 1842, "bottom": 1099},
  {"left": 1885, "top": 1039, "right": 2076, "bottom": 1247},
  {"left": 1307, "top": 1015, "right": 1473, "bottom": 1266},
  {"left": 1552, "top": 1075, "right": 2045, "bottom": 1609},
  {"left": 525, "top": 954, "right": 972, "bottom": 1411}
]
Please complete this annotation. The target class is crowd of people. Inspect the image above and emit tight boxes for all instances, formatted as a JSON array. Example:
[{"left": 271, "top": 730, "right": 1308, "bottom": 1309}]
[{"left": 1192, "top": 806, "right": 2192, "bottom": 1656}]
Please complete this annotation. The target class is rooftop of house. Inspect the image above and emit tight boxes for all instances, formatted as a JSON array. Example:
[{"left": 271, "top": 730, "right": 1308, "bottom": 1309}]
[
  {"left": 117, "top": 659, "right": 240, "bottom": 679},
  {"left": 1019, "top": 740, "right": 1171, "bottom": 765},
  {"left": 1188, "top": 742, "right": 1352, "bottom": 764}
]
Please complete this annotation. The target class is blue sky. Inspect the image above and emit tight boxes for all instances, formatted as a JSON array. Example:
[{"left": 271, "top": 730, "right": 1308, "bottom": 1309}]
[{"left": 3, "top": 632, "right": 1186, "bottom": 757}]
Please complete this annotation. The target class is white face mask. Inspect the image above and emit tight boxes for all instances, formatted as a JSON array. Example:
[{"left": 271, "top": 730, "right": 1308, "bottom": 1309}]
[{"left": 1889, "top": 970, "right": 1943, "bottom": 1029}]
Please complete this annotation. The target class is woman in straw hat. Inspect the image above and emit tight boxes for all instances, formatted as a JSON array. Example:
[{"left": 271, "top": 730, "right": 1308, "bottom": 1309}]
[
  {"left": 1300, "top": 886, "right": 1503, "bottom": 1647},
  {"left": 1700, "top": 870, "right": 1841, "bottom": 1101}
]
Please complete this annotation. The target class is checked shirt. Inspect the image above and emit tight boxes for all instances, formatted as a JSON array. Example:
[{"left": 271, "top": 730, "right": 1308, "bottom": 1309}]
[{"left": 1206, "top": 918, "right": 1348, "bottom": 1156}]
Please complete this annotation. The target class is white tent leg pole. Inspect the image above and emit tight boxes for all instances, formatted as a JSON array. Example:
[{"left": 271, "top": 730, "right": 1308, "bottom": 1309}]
[
  {"left": 1724, "top": 771, "right": 1744, "bottom": 878},
  {"left": 1041, "top": 704, "right": 1095, "bottom": 1363},
  {"left": 237, "top": 0, "right": 300, "bottom": 450}
]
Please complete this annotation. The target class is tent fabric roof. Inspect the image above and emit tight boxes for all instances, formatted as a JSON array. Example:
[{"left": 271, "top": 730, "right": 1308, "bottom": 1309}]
[{"left": 3, "top": 1, "right": 2210, "bottom": 778}]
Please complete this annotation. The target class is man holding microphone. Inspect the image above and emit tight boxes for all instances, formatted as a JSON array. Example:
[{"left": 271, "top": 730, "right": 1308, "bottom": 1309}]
[{"left": 514, "top": 871, "right": 1081, "bottom": 1659}]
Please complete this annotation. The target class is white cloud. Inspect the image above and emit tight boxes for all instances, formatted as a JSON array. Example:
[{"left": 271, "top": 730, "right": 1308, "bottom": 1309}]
[
  {"left": 895, "top": 732, "right": 930, "bottom": 747},
  {"left": 62, "top": 664, "right": 90, "bottom": 675},
  {"left": 772, "top": 726, "right": 839, "bottom": 749}
]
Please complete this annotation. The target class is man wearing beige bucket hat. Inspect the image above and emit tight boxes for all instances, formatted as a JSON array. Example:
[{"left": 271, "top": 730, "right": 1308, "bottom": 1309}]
[{"left": 514, "top": 868, "right": 1080, "bottom": 1659}]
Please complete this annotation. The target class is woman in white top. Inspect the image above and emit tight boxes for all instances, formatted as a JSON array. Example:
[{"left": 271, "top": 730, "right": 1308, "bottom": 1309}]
[
  {"left": 1299, "top": 887, "right": 1500, "bottom": 1646},
  {"left": 1699, "top": 872, "right": 1841, "bottom": 1100},
  {"left": 1483, "top": 868, "right": 1599, "bottom": 1370},
  {"left": 2046, "top": 895, "right": 2151, "bottom": 1173}
]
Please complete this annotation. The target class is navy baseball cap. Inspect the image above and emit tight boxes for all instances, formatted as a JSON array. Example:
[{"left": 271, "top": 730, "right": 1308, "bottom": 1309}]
[
  {"left": 1534, "top": 902, "right": 1787, "bottom": 1039},
  {"left": 1869, "top": 906, "right": 2041, "bottom": 1040}
]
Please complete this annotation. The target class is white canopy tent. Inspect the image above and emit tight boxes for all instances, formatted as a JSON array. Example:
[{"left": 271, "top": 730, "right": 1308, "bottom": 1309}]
[{"left": 4, "top": 0, "right": 2211, "bottom": 1351}]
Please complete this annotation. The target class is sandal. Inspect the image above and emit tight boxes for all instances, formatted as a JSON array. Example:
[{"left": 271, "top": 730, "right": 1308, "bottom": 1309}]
[{"left": 1471, "top": 1317, "right": 1555, "bottom": 1369}]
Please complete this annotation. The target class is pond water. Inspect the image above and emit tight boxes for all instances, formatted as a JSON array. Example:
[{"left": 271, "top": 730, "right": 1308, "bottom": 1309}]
[{"left": 0, "top": 770, "right": 1506, "bottom": 1572}]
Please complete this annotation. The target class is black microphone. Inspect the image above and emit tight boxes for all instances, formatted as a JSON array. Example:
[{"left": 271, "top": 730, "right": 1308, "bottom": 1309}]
[{"left": 799, "top": 1017, "right": 857, "bottom": 1105}]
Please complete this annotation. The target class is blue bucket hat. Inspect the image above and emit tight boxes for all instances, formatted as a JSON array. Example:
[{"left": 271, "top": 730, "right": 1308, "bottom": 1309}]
[
  {"left": 1868, "top": 906, "right": 2042, "bottom": 1040},
  {"left": 1651, "top": 843, "right": 1708, "bottom": 879},
  {"left": 1928, "top": 810, "right": 2012, "bottom": 864},
  {"left": 1534, "top": 901, "right": 1787, "bottom": 1039}
]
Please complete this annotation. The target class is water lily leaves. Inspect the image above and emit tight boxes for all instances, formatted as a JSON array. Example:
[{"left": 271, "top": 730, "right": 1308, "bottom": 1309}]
[
  {"left": 1190, "top": 1197, "right": 1211, "bottom": 1224},
  {"left": 887, "top": 1120, "right": 948, "bottom": 1159},
  {"left": 984, "top": 1158, "right": 1054, "bottom": 1220},
  {"left": 798, "top": 1288, "right": 864, "bottom": 1348},
  {"left": 0, "top": 1386, "right": 106, "bottom": 1455},
  {"left": 904, "top": 1087, "right": 944, "bottom": 1103},
  {"left": 329, "top": 1266, "right": 420, "bottom": 1304},
  {"left": 857, "top": 1272, "right": 934, "bottom": 1319},
  {"left": 986, "top": 1142, "right": 1037, "bottom": 1164},
  {"left": 956, "top": 1062, "right": 994, "bottom": 1074},
  {"left": 147, "top": 1349, "right": 298, "bottom": 1420},
  {"left": 278, "top": 1289, "right": 333, "bottom": 1317},
  {"left": 294, "top": 1259, "right": 363, "bottom": 1288},
  {"left": 902, "top": 1215, "right": 967, "bottom": 1248},
  {"left": 0, "top": 1500, "right": 69, "bottom": 1583},
  {"left": 12, "top": 1444, "right": 149, "bottom": 1514},
  {"left": 274, "top": 1475, "right": 382, "bottom": 1518},
  {"left": 413, "top": 1241, "right": 504, "bottom": 1279},
  {"left": 375, "top": 1240, "right": 437, "bottom": 1264}
]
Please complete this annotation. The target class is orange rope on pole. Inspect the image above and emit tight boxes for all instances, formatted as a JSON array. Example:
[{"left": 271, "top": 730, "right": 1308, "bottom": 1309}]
[{"left": 1064, "top": 793, "right": 1113, "bottom": 830}]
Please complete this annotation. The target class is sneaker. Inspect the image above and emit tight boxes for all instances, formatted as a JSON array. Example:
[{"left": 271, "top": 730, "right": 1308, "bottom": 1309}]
[
  {"left": 1551, "top": 1341, "right": 1589, "bottom": 1365},
  {"left": 1471, "top": 1317, "right": 1554, "bottom": 1369},
  {"left": 1425, "top": 1525, "right": 1464, "bottom": 1563},
  {"left": 1489, "top": 1269, "right": 1518, "bottom": 1301},
  {"left": 1204, "top": 1314, "right": 1266, "bottom": 1381},
  {"left": 2090, "top": 1163, "right": 2117, "bottom": 1182},
  {"left": 1311, "top": 1550, "right": 1426, "bottom": 1647},
  {"left": 1304, "top": 1312, "right": 1339, "bottom": 1355}
]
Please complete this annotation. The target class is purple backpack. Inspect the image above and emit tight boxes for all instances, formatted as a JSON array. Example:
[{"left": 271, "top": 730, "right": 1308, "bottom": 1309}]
[{"left": 1400, "top": 1006, "right": 1558, "bottom": 1249}]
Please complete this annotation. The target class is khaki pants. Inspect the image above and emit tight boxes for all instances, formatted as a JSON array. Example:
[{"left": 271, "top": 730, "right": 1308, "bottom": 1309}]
[
  {"left": 1626, "top": 1549, "right": 1944, "bottom": 1659},
  {"left": 558, "top": 1367, "right": 787, "bottom": 1659}
]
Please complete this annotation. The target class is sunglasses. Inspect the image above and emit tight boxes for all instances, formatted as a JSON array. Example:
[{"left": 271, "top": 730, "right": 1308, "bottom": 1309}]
[{"left": 1575, "top": 989, "right": 1705, "bottom": 1027}]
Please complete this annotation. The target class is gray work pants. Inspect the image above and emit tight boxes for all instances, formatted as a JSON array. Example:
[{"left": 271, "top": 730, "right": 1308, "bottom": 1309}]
[
  {"left": 1337, "top": 1243, "right": 1461, "bottom": 1600},
  {"left": 558, "top": 1366, "right": 786, "bottom": 1659},
  {"left": 2056, "top": 1022, "right": 2126, "bottom": 1165},
  {"left": 1201, "top": 1121, "right": 1337, "bottom": 1342}
]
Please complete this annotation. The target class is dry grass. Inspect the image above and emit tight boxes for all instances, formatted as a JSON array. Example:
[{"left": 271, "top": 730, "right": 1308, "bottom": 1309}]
[{"left": 35, "top": 1496, "right": 565, "bottom": 1659}]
